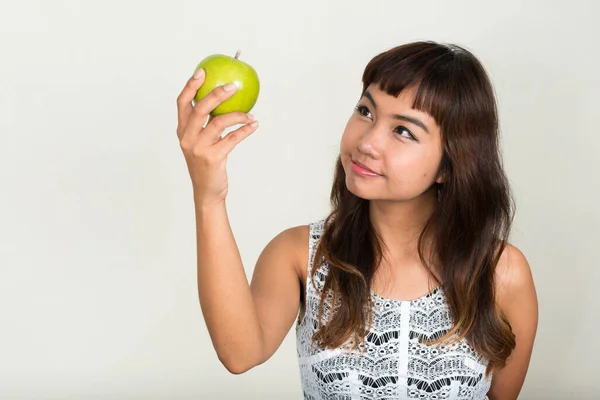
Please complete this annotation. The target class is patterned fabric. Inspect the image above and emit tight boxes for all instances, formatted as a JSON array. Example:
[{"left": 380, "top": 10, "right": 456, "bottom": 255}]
[{"left": 296, "top": 220, "right": 492, "bottom": 400}]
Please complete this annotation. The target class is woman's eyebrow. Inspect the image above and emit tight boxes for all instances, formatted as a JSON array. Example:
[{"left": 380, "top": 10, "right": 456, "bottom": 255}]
[{"left": 362, "top": 90, "right": 430, "bottom": 134}]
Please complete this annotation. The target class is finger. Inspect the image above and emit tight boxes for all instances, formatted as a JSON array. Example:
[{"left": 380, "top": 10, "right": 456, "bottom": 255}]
[
  {"left": 201, "top": 112, "right": 255, "bottom": 143},
  {"left": 215, "top": 120, "right": 259, "bottom": 155},
  {"left": 176, "top": 69, "right": 206, "bottom": 138},
  {"left": 185, "top": 83, "right": 238, "bottom": 137}
]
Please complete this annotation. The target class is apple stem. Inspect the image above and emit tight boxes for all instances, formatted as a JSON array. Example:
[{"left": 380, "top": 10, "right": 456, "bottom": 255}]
[{"left": 234, "top": 50, "right": 241, "bottom": 59}]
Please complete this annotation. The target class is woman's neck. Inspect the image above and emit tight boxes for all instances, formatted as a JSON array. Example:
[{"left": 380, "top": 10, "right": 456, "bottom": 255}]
[{"left": 368, "top": 187, "right": 438, "bottom": 267}]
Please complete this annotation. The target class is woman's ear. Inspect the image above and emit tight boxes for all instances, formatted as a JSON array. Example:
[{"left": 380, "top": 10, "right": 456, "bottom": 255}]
[
  {"left": 435, "top": 169, "right": 446, "bottom": 184},
  {"left": 435, "top": 155, "right": 449, "bottom": 184}
]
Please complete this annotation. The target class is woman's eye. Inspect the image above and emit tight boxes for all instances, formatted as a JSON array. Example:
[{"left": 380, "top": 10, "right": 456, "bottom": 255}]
[
  {"left": 355, "top": 105, "right": 417, "bottom": 142},
  {"left": 395, "top": 126, "right": 417, "bottom": 141},
  {"left": 355, "top": 105, "right": 372, "bottom": 119}
]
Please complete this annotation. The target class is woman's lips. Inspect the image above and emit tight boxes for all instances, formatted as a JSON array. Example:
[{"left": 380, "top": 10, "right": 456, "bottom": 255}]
[{"left": 351, "top": 160, "right": 381, "bottom": 177}]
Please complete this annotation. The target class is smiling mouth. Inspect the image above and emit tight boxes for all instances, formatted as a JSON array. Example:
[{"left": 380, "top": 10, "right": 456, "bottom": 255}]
[{"left": 351, "top": 160, "right": 382, "bottom": 177}]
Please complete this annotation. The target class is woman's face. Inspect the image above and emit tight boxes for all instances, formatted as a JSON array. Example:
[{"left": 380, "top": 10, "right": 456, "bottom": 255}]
[{"left": 340, "top": 84, "right": 444, "bottom": 203}]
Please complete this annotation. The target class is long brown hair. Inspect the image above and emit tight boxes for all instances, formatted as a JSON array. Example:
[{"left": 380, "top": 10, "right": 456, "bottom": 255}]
[{"left": 311, "top": 41, "right": 515, "bottom": 375}]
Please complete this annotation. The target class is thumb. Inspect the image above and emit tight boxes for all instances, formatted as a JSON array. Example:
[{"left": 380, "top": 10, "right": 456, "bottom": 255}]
[{"left": 217, "top": 121, "right": 259, "bottom": 155}]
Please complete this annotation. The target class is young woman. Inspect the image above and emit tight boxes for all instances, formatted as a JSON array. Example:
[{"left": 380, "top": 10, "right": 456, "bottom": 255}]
[{"left": 176, "top": 41, "right": 538, "bottom": 400}]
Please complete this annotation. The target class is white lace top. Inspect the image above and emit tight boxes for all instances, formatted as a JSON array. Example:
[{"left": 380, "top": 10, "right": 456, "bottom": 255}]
[{"left": 296, "top": 220, "right": 492, "bottom": 400}]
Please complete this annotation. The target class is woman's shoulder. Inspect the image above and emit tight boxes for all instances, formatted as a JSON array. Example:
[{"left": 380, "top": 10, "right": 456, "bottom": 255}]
[
  {"left": 269, "top": 224, "right": 310, "bottom": 253},
  {"left": 280, "top": 219, "right": 327, "bottom": 241},
  {"left": 494, "top": 243, "right": 533, "bottom": 295},
  {"left": 488, "top": 243, "right": 538, "bottom": 394},
  {"left": 494, "top": 243, "right": 537, "bottom": 318},
  {"left": 265, "top": 219, "right": 324, "bottom": 275}
]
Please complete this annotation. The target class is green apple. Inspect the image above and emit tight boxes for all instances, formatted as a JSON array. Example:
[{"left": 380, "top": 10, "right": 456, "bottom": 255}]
[{"left": 193, "top": 51, "right": 260, "bottom": 116}]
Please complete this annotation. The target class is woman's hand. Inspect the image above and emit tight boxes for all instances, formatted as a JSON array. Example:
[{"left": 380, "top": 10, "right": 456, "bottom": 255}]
[{"left": 176, "top": 69, "right": 258, "bottom": 206}]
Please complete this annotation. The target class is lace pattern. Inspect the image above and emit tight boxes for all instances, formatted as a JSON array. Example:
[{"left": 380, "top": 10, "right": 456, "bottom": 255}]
[{"left": 296, "top": 220, "right": 491, "bottom": 400}]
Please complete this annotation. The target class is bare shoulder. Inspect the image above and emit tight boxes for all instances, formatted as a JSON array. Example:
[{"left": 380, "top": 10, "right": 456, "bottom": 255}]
[
  {"left": 487, "top": 245, "right": 539, "bottom": 398},
  {"left": 278, "top": 224, "right": 310, "bottom": 244},
  {"left": 494, "top": 243, "right": 536, "bottom": 305},
  {"left": 262, "top": 224, "right": 310, "bottom": 280}
]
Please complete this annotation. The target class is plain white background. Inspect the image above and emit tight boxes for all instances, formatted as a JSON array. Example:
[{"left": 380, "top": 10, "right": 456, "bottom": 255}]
[{"left": 1, "top": 0, "right": 598, "bottom": 398}]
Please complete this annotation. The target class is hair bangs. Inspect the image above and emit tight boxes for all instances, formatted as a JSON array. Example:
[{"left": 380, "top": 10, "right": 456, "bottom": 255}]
[{"left": 361, "top": 41, "right": 463, "bottom": 129}]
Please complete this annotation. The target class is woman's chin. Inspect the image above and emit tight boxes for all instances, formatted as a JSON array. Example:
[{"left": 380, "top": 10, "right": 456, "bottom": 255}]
[{"left": 345, "top": 178, "right": 376, "bottom": 200}]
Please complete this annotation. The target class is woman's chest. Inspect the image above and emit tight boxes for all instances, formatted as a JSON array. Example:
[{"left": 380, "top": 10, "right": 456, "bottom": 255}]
[{"left": 296, "top": 290, "right": 492, "bottom": 399}]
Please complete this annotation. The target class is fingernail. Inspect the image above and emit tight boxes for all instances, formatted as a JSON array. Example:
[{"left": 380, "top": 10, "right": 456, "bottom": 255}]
[
  {"left": 223, "top": 83, "right": 237, "bottom": 92},
  {"left": 246, "top": 113, "right": 254, "bottom": 120},
  {"left": 193, "top": 68, "right": 204, "bottom": 79},
  {"left": 249, "top": 121, "right": 258, "bottom": 128}
]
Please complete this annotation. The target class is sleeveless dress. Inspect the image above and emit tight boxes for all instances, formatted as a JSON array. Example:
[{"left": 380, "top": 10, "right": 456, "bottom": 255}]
[{"left": 296, "top": 220, "right": 492, "bottom": 400}]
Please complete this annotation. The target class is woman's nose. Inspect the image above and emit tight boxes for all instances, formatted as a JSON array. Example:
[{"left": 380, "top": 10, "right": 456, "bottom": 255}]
[{"left": 357, "top": 126, "right": 384, "bottom": 159}]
